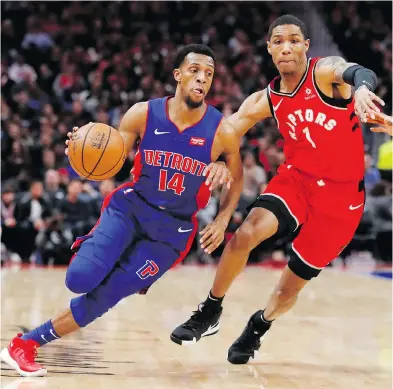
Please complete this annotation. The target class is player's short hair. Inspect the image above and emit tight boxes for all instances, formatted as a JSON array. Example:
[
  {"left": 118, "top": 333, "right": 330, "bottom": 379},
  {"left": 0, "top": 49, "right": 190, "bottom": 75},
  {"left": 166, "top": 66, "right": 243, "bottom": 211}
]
[
  {"left": 173, "top": 44, "right": 215, "bottom": 69},
  {"left": 268, "top": 14, "right": 308, "bottom": 39}
]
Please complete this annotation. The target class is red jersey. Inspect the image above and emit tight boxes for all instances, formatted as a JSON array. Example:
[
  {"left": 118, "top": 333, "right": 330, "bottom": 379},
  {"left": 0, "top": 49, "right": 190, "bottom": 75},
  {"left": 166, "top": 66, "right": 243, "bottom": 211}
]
[{"left": 267, "top": 57, "right": 365, "bottom": 182}]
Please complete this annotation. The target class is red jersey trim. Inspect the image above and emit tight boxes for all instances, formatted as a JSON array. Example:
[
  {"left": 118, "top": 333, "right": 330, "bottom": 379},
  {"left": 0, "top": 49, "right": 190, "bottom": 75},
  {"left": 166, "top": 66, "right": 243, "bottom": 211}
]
[{"left": 165, "top": 96, "right": 209, "bottom": 134}]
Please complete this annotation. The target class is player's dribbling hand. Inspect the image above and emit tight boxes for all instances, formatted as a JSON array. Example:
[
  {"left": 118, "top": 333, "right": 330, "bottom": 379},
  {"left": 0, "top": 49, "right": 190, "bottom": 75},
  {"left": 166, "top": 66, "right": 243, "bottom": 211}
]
[
  {"left": 203, "top": 161, "right": 234, "bottom": 191},
  {"left": 367, "top": 112, "right": 393, "bottom": 136},
  {"left": 354, "top": 85, "right": 385, "bottom": 123},
  {"left": 199, "top": 218, "right": 227, "bottom": 255},
  {"left": 65, "top": 126, "right": 79, "bottom": 156}
]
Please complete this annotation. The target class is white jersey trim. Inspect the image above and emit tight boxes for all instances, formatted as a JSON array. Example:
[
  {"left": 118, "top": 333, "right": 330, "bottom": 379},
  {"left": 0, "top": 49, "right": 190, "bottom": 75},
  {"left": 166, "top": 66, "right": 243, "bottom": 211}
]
[
  {"left": 267, "top": 86, "right": 280, "bottom": 128},
  {"left": 269, "top": 58, "right": 311, "bottom": 98},
  {"left": 258, "top": 192, "right": 299, "bottom": 230},
  {"left": 292, "top": 244, "right": 324, "bottom": 270}
]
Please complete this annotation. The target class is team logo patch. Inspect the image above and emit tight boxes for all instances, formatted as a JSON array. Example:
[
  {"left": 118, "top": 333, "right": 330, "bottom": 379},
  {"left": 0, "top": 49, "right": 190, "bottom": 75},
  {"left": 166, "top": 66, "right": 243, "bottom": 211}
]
[
  {"left": 305, "top": 88, "right": 316, "bottom": 100},
  {"left": 136, "top": 260, "right": 159, "bottom": 279},
  {"left": 190, "top": 137, "right": 206, "bottom": 146}
]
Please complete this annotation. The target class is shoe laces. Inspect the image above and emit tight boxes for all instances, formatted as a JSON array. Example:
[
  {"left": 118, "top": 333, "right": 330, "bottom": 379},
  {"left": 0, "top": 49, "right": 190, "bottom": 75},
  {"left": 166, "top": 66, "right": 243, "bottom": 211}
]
[
  {"left": 183, "top": 304, "right": 213, "bottom": 330},
  {"left": 24, "top": 343, "right": 38, "bottom": 362},
  {"left": 237, "top": 323, "right": 262, "bottom": 350},
  {"left": 14, "top": 334, "right": 38, "bottom": 361}
]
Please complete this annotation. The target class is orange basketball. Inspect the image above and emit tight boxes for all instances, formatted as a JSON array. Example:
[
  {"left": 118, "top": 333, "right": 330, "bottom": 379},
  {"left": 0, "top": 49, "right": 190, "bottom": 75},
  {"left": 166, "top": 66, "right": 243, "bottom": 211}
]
[{"left": 68, "top": 123, "right": 126, "bottom": 181}]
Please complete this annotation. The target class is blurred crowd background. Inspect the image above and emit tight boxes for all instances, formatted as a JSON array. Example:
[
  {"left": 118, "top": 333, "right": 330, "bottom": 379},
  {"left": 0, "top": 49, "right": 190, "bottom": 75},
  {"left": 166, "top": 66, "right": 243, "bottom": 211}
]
[{"left": 1, "top": 1, "right": 392, "bottom": 267}]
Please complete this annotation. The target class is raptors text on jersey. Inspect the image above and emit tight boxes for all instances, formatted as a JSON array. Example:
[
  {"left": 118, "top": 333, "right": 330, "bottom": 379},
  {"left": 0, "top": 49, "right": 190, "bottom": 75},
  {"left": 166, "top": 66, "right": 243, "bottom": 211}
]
[{"left": 267, "top": 57, "right": 365, "bottom": 182}]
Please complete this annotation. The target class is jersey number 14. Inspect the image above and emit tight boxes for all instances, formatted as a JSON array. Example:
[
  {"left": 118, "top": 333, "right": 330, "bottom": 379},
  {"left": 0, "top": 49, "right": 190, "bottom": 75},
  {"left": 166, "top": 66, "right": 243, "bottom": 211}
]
[{"left": 158, "top": 169, "right": 186, "bottom": 195}]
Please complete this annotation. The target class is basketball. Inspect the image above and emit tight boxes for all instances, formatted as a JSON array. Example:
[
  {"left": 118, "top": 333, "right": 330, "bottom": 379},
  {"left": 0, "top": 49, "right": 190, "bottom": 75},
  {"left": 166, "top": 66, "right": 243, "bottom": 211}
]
[{"left": 68, "top": 123, "right": 126, "bottom": 181}]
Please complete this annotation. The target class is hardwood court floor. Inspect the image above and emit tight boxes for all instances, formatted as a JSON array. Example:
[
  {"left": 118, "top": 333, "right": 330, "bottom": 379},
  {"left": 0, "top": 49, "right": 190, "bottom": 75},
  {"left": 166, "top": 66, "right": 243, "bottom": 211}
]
[{"left": 1, "top": 266, "right": 391, "bottom": 389}]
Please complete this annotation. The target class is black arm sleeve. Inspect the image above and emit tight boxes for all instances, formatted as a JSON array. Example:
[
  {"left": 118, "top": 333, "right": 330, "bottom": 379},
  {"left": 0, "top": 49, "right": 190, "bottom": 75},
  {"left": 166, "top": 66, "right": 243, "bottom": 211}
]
[{"left": 342, "top": 65, "right": 377, "bottom": 92}]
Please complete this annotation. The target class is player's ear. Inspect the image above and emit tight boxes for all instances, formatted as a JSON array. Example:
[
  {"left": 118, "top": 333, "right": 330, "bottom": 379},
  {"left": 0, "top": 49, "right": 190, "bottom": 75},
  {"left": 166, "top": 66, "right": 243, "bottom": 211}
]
[
  {"left": 267, "top": 41, "right": 272, "bottom": 55},
  {"left": 304, "top": 39, "right": 310, "bottom": 53},
  {"left": 173, "top": 68, "right": 181, "bottom": 83}
]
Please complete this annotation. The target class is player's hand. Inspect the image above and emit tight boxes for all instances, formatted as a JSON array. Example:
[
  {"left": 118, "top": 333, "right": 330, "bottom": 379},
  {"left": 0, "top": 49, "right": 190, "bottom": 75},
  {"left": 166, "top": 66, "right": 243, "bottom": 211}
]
[
  {"left": 199, "top": 218, "right": 228, "bottom": 254},
  {"left": 367, "top": 112, "right": 393, "bottom": 136},
  {"left": 65, "top": 127, "right": 79, "bottom": 156},
  {"left": 203, "top": 161, "right": 234, "bottom": 191},
  {"left": 354, "top": 86, "right": 385, "bottom": 123}
]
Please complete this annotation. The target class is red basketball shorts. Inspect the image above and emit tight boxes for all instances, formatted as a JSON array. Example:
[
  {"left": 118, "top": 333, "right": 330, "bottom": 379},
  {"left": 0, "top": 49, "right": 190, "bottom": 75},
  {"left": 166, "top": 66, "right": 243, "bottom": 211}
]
[{"left": 253, "top": 164, "right": 365, "bottom": 279}]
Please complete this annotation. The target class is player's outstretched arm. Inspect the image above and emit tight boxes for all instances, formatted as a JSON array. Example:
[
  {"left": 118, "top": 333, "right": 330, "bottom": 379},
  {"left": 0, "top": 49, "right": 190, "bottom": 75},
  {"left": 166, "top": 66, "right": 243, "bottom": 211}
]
[
  {"left": 315, "top": 56, "right": 385, "bottom": 122},
  {"left": 200, "top": 120, "right": 244, "bottom": 254},
  {"left": 227, "top": 90, "right": 272, "bottom": 138}
]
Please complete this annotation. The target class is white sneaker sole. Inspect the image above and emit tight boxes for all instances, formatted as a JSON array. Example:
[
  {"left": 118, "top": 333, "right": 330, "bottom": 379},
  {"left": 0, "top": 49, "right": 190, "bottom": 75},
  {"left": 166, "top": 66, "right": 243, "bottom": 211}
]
[
  {"left": 180, "top": 321, "right": 220, "bottom": 346},
  {"left": 0, "top": 348, "right": 47, "bottom": 377}
]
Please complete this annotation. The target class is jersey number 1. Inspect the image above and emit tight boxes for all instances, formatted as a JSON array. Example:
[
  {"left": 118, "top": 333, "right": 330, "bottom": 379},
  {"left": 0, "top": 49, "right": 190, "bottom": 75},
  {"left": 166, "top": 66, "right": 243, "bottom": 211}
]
[
  {"left": 159, "top": 169, "right": 186, "bottom": 195},
  {"left": 302, "top": 127, "right": 316, "bottom": 148}
]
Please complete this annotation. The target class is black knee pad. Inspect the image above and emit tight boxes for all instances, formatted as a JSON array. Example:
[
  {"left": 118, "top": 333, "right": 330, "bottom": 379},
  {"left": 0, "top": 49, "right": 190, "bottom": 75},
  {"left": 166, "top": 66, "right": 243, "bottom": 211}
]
[{"left": 247, "top": 196, "right": 296, "bottom": 236}]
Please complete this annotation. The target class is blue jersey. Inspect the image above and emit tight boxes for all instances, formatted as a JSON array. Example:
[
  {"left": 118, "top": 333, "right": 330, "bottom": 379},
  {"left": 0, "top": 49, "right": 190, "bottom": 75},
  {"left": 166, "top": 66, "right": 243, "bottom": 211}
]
[{"left": 130, "top": 97, "right": 223, "bottom": 219}]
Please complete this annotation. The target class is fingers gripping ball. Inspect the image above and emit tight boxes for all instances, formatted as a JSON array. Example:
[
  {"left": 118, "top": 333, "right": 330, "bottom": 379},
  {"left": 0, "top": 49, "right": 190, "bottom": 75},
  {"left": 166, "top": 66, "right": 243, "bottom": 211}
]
[{"left": 68, "top": 123, "right": 126, "bottom": 181}]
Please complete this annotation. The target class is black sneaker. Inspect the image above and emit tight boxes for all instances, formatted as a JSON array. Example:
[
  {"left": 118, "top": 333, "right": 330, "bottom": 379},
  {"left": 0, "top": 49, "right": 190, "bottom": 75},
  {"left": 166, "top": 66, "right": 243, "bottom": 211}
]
[
  {"left": 170, "top": 303, "right": 222, "bottom": 345},
  {"left": 227, "top": 310, "right": 271, "bottom": 364}
]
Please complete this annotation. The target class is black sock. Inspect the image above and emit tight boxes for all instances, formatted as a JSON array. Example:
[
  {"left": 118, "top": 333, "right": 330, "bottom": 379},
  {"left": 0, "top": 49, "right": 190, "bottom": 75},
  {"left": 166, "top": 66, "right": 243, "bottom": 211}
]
[
  {"left": 203, "top": 290, "right": 224, "bottom": 312},
  {"left": 260, "top": 309, "right": 274, "bottom": 324},
  {"left": 253, "top": 309, "right": 274, "bottom": 332}
]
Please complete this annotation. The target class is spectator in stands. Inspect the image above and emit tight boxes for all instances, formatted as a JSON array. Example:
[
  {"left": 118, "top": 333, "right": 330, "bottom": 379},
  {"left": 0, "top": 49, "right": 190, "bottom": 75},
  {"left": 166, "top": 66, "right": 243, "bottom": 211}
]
[
  {"left": 8, "top": 55, "right": 37, "bottom": 85},
  {"left": 93, "top": 179, "right": 115, "bottom": 214},
  {"left": 35, "top": 216, "right": 74, "bottom": 266},
  {"left": 14, "top": 181, "right": 52, "bottom": 262},
  {"left": 1, "top": 183, "right": 19, "bottom": 260},
  {"left": 364, "top": 153, "right": 381, "bottom": 192},
  {"left": 369, "top": 182, "right": 392, "bottom": 263},
  {"left": 44, "top": 169, "right": 65, "bottom": 208},
  {"left": 377, "top": 138, "right": 392, "bottom": 183},
  {"left": 240, "top": 150, "right": 267, "bottom": 209},
  {"left": 21, "top": 16, "right": 54, "bottom": 51},
  {"left": 59, "top": 179, "right": 95, "bottom": 239}
]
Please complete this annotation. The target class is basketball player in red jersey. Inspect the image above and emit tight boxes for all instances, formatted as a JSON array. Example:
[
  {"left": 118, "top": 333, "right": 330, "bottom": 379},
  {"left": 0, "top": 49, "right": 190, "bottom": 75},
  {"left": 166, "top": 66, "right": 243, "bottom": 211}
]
[{"left": 171, "top": 15, "right": 387, "bottom": 364}]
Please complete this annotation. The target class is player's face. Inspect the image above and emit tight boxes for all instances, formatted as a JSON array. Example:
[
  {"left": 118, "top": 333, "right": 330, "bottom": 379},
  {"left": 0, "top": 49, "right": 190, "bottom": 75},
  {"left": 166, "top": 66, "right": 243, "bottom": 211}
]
[
  {"left": 174, "top": 53, "right": 215, "bottom": 109},
  {"left": 267, "top": 25, "right": 309, "bottom": 75}
]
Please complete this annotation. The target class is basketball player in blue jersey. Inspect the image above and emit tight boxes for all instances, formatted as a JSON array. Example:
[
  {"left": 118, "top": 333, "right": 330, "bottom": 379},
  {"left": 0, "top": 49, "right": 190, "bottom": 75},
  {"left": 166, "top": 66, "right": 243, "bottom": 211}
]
[{"left": 1, "top": 44, "right": 244, "bottom": 377}]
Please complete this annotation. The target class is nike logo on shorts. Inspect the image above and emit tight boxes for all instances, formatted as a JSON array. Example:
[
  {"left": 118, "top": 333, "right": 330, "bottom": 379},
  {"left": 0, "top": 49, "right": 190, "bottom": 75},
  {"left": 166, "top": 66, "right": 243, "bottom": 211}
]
[
  {"left": 178, "top": 227, "right": 193, "bottom": 233},
  {"left": 349, "top": 203, "right": 363, "bottom": 210}
]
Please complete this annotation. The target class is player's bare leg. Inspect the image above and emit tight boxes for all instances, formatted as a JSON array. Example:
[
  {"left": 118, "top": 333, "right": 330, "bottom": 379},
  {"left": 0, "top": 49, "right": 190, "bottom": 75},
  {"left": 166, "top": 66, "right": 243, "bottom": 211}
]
[
  {"left": 263, "top": 266, "right": 308, "bottom": 320},
  {"left": 51, "top": 309, "right": 80, "bottom": 336},
  {"left": 211, "top": 208, "right": 279, "bottom": 298},
  {"left": 227, "top": 266, "right": 309, "bottom": 364},
  {"left": 171, "top": 208, "right": 279, "bottom": 345}
]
